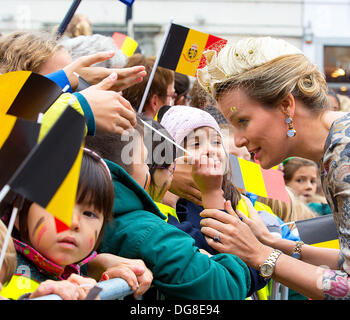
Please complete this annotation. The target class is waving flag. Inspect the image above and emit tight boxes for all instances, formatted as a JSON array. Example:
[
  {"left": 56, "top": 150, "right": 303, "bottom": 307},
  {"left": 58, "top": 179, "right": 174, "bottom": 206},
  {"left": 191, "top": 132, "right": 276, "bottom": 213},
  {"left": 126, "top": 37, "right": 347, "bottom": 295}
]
[
  {"left": 158, "top": 23, "right": 227, "bottom": 77},
  {"left": 112, "top": 32, "right": 139, "bottom": 57},
  {"left": 229, "top": 154, "right": 289, "bottom": 203},
  {"left": 0, "top": 114, "right": 41, "bottom": 193},
  {"left": 7, "top": 106, "right": 85, "bottom": 231},
  {"left": 0, "top": 71, "right": 64, "bottom": 121},
  {"left": 296, "top": 215, "right": 339, "bottom": 249}
]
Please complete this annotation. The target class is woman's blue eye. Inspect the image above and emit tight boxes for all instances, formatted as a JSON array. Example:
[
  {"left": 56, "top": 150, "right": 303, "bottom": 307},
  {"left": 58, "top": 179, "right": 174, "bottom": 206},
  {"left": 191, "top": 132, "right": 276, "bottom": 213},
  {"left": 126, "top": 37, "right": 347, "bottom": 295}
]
[{"left": 238, "top": 119, "right": 247, "bottom": 125}]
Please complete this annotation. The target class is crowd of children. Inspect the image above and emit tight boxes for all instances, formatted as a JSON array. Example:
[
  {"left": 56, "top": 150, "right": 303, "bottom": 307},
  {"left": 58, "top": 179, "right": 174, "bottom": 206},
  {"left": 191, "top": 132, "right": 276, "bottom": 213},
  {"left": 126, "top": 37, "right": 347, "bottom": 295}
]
[{"left": 0, "top": 17, "right": 343, "bottom": 300}]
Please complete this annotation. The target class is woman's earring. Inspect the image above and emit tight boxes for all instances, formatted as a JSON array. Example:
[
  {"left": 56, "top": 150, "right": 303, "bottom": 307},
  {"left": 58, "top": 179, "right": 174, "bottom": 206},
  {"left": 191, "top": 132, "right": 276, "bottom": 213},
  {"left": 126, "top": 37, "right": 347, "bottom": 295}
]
[{"left": 285, "top": 116, "right": 296, "bottom": 137}]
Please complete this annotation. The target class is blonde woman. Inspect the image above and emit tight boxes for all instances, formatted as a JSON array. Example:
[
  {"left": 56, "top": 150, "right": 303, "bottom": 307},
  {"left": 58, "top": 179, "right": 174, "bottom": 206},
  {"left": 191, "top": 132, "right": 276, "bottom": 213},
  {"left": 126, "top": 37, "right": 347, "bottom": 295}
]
[{"left": 196, "top": 36, "right": 350, "bottom": 299}]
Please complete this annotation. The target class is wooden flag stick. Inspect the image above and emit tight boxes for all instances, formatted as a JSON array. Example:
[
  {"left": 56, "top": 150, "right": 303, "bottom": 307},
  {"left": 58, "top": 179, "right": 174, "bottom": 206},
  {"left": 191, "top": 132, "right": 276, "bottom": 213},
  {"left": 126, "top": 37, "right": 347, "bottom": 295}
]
[{"left": 137, "top": 18, "right": 174, "bottom": 114}]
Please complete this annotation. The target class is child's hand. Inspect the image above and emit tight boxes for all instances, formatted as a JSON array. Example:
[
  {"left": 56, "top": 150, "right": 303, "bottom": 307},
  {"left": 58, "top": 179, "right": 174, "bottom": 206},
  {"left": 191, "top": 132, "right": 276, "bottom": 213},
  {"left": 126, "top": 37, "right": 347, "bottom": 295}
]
[
  {"left": 96, "top": 254, "right": 153, "bottom": 299},
  {"left": 66, "top": 274, "right": 100, "bottom": 299},
  {"left": 191, "top": 154, "right": 225, "bottom": 209},
  {"left": 192, "top": 154, "right": 224, "bottom": 192},
  {"left": 29, "top": 277, "right": 94, "bottom": 300},
  {"left": 169, "top": 156, "right": 202, "bottom": 206}
]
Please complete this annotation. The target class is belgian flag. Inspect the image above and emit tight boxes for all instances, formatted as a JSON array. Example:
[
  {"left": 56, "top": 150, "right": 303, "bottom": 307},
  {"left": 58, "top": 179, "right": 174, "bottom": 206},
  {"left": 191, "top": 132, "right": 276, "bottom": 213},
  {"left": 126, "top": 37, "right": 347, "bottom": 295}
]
[
  {"left": 229, "top": 154, "right": 289, "bottom": 203},
  {"left": 112, "top": 32, "right": 139, "bottom": 57},
  {"left": 0, "top": 114, "right": 41, "bottom": 192},
  {"left": 158, "top": 23, "right": 227, "bottom": 77},
  {"left": 296, "top": 215, "right": 340, "bottom": 249},
  {"left": 0, "top": 71, "right": 85, "bottom": 232},
  {"left": 4, "top": 106, "right": 85, "bottom": 232},
  {"left": 0, "top": 71, "right": 63, "bottom": 121}
]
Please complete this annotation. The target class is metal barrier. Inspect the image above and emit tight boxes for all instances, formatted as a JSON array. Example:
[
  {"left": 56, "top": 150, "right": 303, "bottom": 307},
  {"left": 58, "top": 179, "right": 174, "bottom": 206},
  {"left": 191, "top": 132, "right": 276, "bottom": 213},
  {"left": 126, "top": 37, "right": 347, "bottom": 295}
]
[
  {"left": 269, "top": 280, "right": 289, "bottom": 300},
  {"left": 32, "top": 277, "right": 290, "bottom": 300},
  {"left": 33, "top": 278, "right": 133, "bottom": 300}
]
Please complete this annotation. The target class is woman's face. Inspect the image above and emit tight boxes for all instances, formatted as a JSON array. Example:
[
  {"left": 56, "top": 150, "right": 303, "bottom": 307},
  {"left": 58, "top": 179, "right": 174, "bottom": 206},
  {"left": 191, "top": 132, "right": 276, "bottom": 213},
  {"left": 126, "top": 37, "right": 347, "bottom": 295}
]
[
  {"left": 26, "top": 202, "right": 104, "bottom": 267},
  {"left": 287, "top": 165, "right": 318, "bottom": 202},
  {"left": 218, "top": 88, "right": 291, "bottom": 169}
]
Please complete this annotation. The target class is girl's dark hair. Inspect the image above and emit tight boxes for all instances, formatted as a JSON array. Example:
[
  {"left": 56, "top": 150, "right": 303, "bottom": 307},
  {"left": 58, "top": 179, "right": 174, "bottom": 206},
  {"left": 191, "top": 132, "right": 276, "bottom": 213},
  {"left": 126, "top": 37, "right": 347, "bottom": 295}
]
[
  {"left": 78, "top": 149, "right": 114, "bottom": 250},
  {"left": 0, "top": 149, "right": 114, "bottom": 253},
  {"left": 141, "top": 115, "right": 177, "bottom": 200}
]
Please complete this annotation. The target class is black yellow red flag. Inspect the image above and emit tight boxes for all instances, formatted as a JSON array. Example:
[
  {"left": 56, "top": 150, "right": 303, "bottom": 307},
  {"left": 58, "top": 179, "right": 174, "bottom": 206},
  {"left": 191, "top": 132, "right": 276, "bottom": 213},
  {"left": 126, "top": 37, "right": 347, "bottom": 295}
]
[
  {"left": 158, "top": 23, "right": 227, "bottom": 77},
  {"left": 0, "top": 71, "right": 63, "bottom": 120},
  {"left": 5, "top": 106, "right": 85, "bottom": 232}
]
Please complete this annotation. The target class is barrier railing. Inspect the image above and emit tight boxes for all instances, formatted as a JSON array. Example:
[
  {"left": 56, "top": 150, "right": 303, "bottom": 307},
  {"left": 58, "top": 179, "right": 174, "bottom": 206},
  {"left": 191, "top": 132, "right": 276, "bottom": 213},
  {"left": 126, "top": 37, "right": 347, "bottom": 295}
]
[
  {"left": 269, "top": 280, "right": 289, "bottom": 300},
  {"left": 32, "top": 278, "right": 133, "bottom": 300},
  {"left": 32, "top": 277, "right": 290, "bottom": 300}
]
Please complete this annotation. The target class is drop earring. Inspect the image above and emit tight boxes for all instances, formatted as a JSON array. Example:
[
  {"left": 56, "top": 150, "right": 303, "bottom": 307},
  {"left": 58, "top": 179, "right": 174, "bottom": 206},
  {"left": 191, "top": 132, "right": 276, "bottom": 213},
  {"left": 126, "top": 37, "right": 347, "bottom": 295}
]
[{"left": 285, "top": 116, "right": 296, "bottom": 137}]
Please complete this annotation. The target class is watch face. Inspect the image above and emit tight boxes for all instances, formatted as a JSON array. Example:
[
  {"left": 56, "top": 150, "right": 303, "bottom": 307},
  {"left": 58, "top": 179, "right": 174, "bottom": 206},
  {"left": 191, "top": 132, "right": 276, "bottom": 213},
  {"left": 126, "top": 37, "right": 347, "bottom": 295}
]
[{"left": 261, "top": 264, "right": 273, "bottom": 277}]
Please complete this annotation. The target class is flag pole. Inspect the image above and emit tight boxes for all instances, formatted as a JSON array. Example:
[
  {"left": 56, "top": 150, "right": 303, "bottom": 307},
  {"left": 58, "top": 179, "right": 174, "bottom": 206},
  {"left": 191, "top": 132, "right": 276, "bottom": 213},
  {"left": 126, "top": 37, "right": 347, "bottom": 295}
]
[
  {"left": 0, "top": 197, "right": 23, "bottom": 273},
  {"left": 139, "top": 118, "right": 192, "bottom": 156},
  {"left": 137, "top": 18, "right": 174, "bottom": 114},
  {"left": 56, "top": 0, "right": 82, "bottom": 39}
]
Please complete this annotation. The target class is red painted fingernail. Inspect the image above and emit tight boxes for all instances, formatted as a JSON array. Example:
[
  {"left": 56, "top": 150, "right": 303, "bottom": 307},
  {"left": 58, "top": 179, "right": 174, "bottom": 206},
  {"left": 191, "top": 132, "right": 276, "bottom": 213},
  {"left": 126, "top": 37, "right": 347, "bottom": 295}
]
[{"left": 101, "top": 273, "right": 109, "bottom": 281}]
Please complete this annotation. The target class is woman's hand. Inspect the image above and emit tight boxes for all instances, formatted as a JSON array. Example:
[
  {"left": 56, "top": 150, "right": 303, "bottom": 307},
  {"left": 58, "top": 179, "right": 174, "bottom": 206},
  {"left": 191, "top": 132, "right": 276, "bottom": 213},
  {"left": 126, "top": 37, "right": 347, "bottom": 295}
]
[
  {"left": 200, "top": 200, "right": 273, "bottom": 269},
  {"left": 239, "top": 195, "right": 275, "bottom": 244},
  {"left": 79, "top": 72, "right": 137, "bottom": 134}
]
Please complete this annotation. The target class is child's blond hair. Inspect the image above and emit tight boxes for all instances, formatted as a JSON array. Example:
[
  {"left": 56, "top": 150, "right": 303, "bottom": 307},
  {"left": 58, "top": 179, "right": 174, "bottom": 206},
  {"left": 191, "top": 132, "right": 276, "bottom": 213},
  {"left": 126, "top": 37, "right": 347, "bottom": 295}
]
[{"left": 0, "top": 219, "right": 17, "bottom": 284}]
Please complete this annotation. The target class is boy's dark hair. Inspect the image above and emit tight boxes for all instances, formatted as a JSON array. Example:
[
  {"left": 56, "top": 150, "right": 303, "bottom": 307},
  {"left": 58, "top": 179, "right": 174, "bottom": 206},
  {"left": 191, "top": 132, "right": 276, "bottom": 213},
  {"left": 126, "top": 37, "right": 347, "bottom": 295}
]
[
  {"left": 85, "top": 116, "right": 145, "bottom": 176},
  {"left": 140, "top": 114, "right": 176, "bottom": 176},
  {"left": 0, "top": 149, "right": 114, "bottom": 253}
]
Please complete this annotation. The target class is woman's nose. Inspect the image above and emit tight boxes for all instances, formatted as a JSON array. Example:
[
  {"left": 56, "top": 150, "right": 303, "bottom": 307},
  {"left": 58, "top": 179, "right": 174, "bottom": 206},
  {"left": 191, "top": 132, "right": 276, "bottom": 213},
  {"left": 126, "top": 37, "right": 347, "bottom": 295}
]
[{"left": 234, "top": 134, "right": 248, "bottom": 148}]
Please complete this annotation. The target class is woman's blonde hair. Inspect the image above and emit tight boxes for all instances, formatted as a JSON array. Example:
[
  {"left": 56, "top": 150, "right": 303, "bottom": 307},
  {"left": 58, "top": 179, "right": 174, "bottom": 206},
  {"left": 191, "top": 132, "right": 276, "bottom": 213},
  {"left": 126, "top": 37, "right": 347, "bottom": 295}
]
[
  {"left": 0, "top": 31, "right": 61, "bottom": 74},
  {"left": 214, "top": 54, "right": 329, "bottom": 113},
  {"left": 258, "top": 187, "right": 318, "bottom": 230},
  {"left": 0, "top": 219, "right": 17, "bottom": 284}
]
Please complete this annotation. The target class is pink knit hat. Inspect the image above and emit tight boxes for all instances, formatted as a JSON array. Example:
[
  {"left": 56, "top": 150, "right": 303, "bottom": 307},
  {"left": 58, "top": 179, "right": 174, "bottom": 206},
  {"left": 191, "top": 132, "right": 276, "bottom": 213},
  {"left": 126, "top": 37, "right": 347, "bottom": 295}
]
[{"left": 160, "top": 105, "right": 222, "bottom": 145}]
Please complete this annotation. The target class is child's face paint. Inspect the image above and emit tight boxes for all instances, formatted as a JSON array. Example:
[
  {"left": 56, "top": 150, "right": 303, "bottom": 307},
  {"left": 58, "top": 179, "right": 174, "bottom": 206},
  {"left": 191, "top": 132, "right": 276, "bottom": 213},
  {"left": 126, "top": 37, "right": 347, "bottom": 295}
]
[
  {"left": 31, "top": 217, "right": 47, "bottom": 247},
  {"left": 143, "top": 172, "right": 151, "bottom": 191},
  {"left": 27, "top": 202, "right": 104, "bottom": 267}
]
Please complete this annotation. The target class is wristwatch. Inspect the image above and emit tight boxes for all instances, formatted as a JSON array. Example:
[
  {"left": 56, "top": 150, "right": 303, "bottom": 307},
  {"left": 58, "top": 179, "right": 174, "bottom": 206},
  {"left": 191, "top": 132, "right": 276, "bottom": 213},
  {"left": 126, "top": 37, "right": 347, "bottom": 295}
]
[{"left": 259, "top": 249, "right": 282, "bottom": 278}]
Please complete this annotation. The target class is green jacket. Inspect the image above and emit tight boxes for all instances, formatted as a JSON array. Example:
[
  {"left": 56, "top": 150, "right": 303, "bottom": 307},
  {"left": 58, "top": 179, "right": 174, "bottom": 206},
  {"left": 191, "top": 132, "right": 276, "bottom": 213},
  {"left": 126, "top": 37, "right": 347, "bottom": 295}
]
[{"left": 99, "top": 160, "right": 251, "bottom": 300}]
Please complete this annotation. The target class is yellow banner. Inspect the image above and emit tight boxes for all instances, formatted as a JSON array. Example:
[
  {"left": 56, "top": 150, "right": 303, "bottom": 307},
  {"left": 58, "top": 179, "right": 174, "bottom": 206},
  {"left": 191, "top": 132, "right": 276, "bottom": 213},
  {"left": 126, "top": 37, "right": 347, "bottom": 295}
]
[
  {"left": 175, "top": 29, "right": 209, "bottom": 77},
  {"left": 311, "top": 239, "right": 339, "bottom": 249},
  {"left": 121, "top": 37, "right": 138, "bottom": 57},
  {"left": 239, "top": 158, "right": 268, "bottom": 198}
]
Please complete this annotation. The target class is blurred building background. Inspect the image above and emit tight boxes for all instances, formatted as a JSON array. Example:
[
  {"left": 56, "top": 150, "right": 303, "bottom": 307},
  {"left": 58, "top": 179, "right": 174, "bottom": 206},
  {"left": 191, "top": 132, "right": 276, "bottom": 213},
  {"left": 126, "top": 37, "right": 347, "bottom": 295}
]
[{"left": 0, "top": 0, "right": 350, "bottom": 94}]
